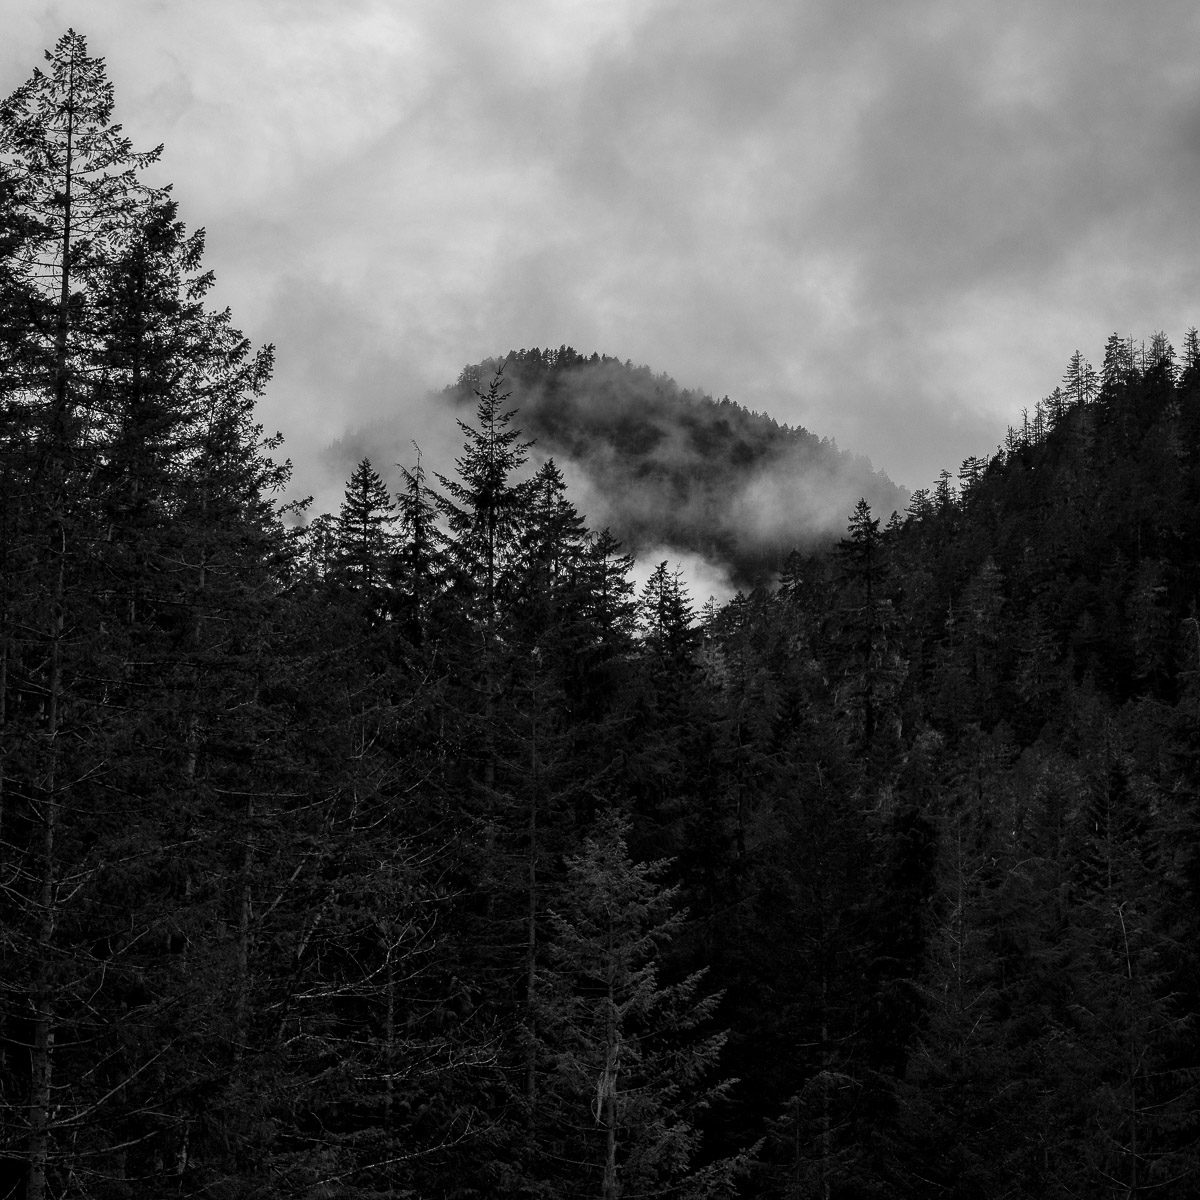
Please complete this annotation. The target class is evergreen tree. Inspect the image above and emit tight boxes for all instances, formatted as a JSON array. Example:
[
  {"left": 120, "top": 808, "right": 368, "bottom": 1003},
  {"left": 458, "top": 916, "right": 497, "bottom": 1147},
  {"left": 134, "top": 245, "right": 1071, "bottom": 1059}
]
[
  {"left": 1100, "top": 333, "right": 1137, "bottom": 400},
  {"left": 433, "top": 364, "right": 535, "bottom": 919},
  {"left": 393, "top": 445, "right": 446, "bottom": 645},
  {"left": 905, "top": 488, "right": 934, "bottom": 522},
  {"left": 579, "top": 529, "right": 637, "bottom": 650},
  {"left": 530, "top": 810, "right": 739, "bottom": 1199},
  {"left": 0, "top": 33, "right": 292, "bottom": 1197},
  {"left": 1063, "top": 349, "right": 1099, "bottom": 408},
  {"left": 301, "top": 510, "right": 337, "bottom": 578},
  {"left": 1067, "top": 742, "right": 1190, "bottom": 1196},
  {"left": 957, "top": 456, "right": 987, "bottom": 507},
  {"left": 637, "top": 561, "right": 697, "bottom": 662},
  {"left": 0, "top": 36, "right": 169, "bottom": 1199},
  {"left": 0, "top": 29, "right": 163, "bottom": 437},
  {"left": 333, "top": 456, "right": 397, "bottom": 602},
  {"left": 1179, "top": 327, "right": 1200, "bottom": 390},
  {"left": 436, "top": 365, "right": 534, "bottom": 623},
  {"left": 510, "top": 458, "right": 589, "bottom": 647},
  {"left": 835, "top": 499, "right": 896, "bottom": 750},
  {"left": 934, "top": 469, "right": 956, "bottom": 514},
  {"left": 1147, "top": 331, "right": 1176, "bottom": 381}
]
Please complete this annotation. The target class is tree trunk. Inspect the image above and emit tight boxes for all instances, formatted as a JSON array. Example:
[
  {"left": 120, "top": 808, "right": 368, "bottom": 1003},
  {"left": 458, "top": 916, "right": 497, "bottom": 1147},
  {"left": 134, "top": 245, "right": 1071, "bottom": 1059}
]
[
  {"left": 28, "top": 69, "right": 75, "bottom": 1191},
  {"left": 27, "top": 534, "right": 66, "bottom": 1200},
  {"left": 234, "top": 791, "right": 255, "bottom": 1059},
  {"left": 525, "top": 703, "right": 541, "bottom": 1112},
  {"left": 602, "top": 987, "right": 619, "bottom": 1200}
]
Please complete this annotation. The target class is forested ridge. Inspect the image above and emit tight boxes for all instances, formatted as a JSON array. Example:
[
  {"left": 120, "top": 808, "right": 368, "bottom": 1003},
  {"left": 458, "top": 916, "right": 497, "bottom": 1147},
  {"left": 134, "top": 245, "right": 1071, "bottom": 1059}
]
[
  {"left": 3, "top": 30, "right": 1200, "bottom": 1200},
  {"left": 442, "top": 349, "right": 908, "bottom": 588}
]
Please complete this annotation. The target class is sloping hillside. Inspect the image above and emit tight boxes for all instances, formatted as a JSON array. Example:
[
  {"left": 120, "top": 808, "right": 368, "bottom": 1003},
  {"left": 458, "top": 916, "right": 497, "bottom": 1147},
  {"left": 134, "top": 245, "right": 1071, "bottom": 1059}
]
[{"left": 446, "top": 347, "right": 908, "bottom": 586}]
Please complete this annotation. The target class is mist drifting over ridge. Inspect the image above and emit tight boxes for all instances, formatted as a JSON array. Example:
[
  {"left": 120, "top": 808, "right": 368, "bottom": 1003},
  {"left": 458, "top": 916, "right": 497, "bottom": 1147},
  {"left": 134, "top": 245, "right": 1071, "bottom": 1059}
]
[{"left": 445, "top": 348, "right": 909, "bottom": 591}]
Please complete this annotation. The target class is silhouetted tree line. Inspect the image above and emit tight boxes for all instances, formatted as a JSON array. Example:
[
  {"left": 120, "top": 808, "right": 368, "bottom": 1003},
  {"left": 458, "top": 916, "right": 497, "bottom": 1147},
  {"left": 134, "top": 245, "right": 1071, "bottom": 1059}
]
[{"left": 3, "top": 31, "right": 1200, "bottom": 1200}]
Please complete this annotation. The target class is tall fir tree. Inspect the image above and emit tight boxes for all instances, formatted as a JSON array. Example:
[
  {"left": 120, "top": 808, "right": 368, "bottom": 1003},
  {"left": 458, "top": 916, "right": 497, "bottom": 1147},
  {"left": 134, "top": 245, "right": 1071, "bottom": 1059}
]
[
  {"left": 0, "top": 32, "right": 294, "bottom": 1198},
  {"left": 436, "top": 365, "right": 534, "bottom": 624},
  {"left": 393, "top": 446, "right": 446, "bottom": 646},
  {"left": 332, "top": 457, "right": 398, "bottom": 611},
  {"left": 530, "top": 810, "right": 740, "bottom": 1199}
]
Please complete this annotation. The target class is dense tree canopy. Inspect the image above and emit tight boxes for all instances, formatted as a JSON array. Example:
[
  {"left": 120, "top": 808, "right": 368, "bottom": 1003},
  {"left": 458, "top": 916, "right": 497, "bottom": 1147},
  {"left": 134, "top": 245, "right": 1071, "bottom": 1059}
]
[{"left": 3, "top": 30, "right": 1200, "bottom": 1200}]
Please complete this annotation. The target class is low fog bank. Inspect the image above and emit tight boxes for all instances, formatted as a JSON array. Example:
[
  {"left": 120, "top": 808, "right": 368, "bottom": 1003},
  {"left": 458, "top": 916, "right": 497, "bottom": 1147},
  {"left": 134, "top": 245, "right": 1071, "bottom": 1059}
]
[
  {"left": 627, "top": 546, "right": 739, "bottom": 611},
  {"left": 317, "top": 348, "right": 907, "bottom": 593}
]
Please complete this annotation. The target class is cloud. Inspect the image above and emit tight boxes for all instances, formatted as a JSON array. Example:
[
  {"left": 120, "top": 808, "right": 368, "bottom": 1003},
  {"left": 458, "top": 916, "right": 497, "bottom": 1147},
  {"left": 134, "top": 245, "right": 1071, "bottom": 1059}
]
[{"left": 5, "top": 0, "right": 1200, "bottom": 507}]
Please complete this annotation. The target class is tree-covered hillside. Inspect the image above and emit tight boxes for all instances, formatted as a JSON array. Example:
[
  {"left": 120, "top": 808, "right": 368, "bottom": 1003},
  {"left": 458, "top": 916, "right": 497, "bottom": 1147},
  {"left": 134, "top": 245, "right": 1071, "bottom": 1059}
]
[
  {"left": 4, "top": 30, "right": 1200, "bottom": 1200},
  {"left": 446, "top": 348, "right": 908, "bottom": 587}
]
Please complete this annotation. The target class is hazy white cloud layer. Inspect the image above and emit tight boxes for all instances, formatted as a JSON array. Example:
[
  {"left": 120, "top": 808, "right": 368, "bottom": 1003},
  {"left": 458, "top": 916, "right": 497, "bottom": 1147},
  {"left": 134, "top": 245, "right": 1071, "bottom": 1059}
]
[{"left": 5, "top": 0, "right": 1200, "bottom": 515}]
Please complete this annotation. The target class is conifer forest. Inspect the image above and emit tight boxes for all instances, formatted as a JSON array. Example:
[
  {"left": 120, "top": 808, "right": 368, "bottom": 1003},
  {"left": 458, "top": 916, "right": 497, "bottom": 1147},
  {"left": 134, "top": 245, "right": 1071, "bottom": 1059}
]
[{"left": 6, "top": 30, "right": 1200, "bottom": 1200}]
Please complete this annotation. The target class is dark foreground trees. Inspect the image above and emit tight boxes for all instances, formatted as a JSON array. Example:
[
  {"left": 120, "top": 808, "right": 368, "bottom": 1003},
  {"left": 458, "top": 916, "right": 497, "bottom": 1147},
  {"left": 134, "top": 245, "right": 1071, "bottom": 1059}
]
[
  {"left": 7, "top": 27, "right": 1200, "bottom": 1200},
  {"left": 0, "top": 29, "right": 294, "bottom": 1199}
]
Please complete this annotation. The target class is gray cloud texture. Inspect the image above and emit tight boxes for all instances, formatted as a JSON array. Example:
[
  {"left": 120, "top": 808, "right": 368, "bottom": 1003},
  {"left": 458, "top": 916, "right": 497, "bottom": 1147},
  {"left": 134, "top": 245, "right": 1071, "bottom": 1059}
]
[{"left": 5, "top": 0, "right": 1200, "bottom": 518}]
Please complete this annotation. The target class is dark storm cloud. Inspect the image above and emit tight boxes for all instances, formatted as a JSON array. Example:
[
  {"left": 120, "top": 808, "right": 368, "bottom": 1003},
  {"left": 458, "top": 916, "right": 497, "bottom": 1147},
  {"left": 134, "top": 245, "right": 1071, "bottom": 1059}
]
[{"left": 5, "top": 1, "right": 1200, "bottom": 505}]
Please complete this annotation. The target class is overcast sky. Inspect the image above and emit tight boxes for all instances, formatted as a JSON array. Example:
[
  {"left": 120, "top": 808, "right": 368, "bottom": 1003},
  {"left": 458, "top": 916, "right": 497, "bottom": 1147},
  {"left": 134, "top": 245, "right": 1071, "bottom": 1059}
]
[{"left": 6, "top": 0, "right": 1200, "bottom": 513}]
